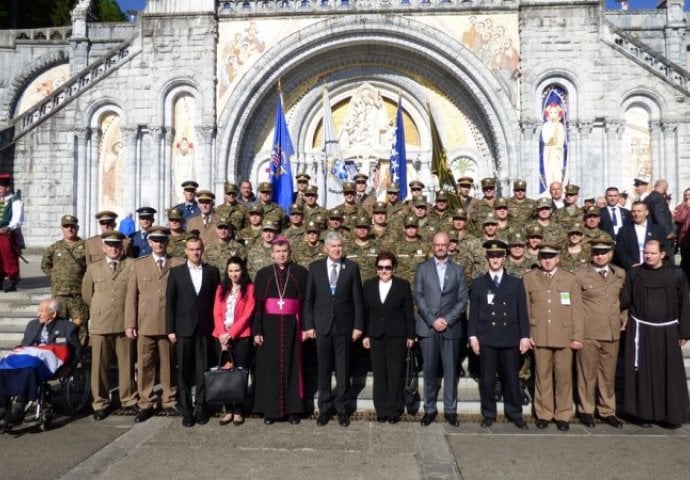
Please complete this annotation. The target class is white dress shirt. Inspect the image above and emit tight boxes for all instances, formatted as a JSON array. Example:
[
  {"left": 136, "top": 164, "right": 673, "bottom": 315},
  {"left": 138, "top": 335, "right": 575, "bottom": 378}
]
[
  {"left": 187, "top": 261, "right": 203, "bottom": 294},
  {"left": 378, "top": 279, "right": 393, "bottom": 303}
]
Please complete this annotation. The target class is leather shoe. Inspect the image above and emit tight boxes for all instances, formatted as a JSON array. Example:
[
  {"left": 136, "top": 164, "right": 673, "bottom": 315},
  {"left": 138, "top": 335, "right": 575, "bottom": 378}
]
[
  {"left": 376, "top": 415, "right": 388, "bottom": 423},
  {"left": 134, "top": 408, "right": 154, "bottom": 423},
  {"left": 120, "top": 405, "right": 139, "bottom": 415},
  {"left": 512, "top": 418, "right": 528, "bottom": 430},
  {"left": 195, "top": 412, "right": 209, "bottom": 425},
  {"left": 556, "top": 421, "right": 569, "bottom": 431},
  {"left": 288, "top": 414, "right": 300, "bottom": 425},
  {"left": 93, "top": 409, "right": 109, "bottom": 421},
  {"left": 445, "top": 413, "right": 460, "bottom": 427},
  {"left": 388, "top": 416, "right": 400, "bottom": 424},
  {"left": 420, "top": 412, "right": 437, "bottom": 427},
  {"left": 264, "top": 417, "right": 275, "bottom": 425},
  {"left": 535, "top": 419, "right": 549, "bottom": 429},
  {"left": 338, "top": 414, "right": 350, "bottom": 427},
  {"left": 181, "top": 415, "right": 195, "bottom": 427},
  {"left": 600, "top": 416, "right": 623, "bottom": 429},
  {"left": 316, "top": 414, "right": 330, "bottom": 426},
  {"left": 580, "top": 414, "right": 595, "bottom": 428},
  {"left": 458, "top": 367, "right": 466, "bottom": 378},
  {"left": 480, "top": 417, "right": 494, "bottom": 428}
]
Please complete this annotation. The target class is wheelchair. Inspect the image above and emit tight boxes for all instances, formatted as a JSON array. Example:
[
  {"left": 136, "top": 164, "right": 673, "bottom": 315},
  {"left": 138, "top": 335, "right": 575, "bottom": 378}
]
[{"left": 0, "top": 346, "right": 91, "bottom": 433}]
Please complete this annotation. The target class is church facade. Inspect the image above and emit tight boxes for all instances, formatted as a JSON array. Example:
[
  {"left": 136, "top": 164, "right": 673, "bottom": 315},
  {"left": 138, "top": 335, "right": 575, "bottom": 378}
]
[{"left": 0, "top": 0, "right": 689, "bottom": 245}]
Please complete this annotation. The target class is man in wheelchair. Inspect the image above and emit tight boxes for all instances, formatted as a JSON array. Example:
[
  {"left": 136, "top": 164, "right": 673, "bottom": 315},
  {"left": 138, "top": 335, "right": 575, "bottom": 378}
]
[{"left": 0, "top": 298, "right": 81, "bottom": 427}]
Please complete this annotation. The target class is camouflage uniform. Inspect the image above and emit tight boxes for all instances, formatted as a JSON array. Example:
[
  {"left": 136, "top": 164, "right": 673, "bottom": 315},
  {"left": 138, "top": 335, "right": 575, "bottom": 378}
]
[
  {"left": 167, "top": 232, "right": 190, "bottom": 258},
  {"left": 345, "top": 240, "right": 380, "bottom": 282},
  {"left": 303, "top": 204, "right": 328, "bottom": 224},
  {"left": 392, "top": 238, "right": 428, "bottom": 285},
  {"left": 504, "top": 257, "right": 533, "bottom": 277},
  {"left": 292, "top": 241, "right": 326, "bottom": 268},
  {"left": 507, "top": 179, "right": 537, "bottom": 228},
  {"left": 203, "top": 239, "right": 246, "bottom": 272},
  {"left": 454, "top": 233, "right": 484, "bottom": 286},
  {"left": 237, "top": 226, "right": 262, "bottom": 247},
  {"left": 257, "top": 202, "right": 286, "bottom": 226},
  {"left": 215, "top": 203, "right": 246, "bottom": 232},
  {"left": 553, "top": 204, "right": 584, "bottom": 231},
  {"left": 246, "top": 242, "right": 273, "bottom": 279},
  {"left": 284, "top": 225, "right": 306, "bottom": 243}
]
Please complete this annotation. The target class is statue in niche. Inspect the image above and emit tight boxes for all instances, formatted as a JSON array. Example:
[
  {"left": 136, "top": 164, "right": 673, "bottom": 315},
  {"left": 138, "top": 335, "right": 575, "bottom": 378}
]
[
  {"left": 338, "top": 83, "right": 395, "bottom": 154},
  {"left": 98, "top": 114, "right": 125, "bottom": 214},
  {"left": 172, "top": 95, "right": 198, "bottom": 204}
]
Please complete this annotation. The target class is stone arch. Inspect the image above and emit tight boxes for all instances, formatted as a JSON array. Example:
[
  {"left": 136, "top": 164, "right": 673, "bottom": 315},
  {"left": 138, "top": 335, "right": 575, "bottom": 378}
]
[
  {"left": 159, "top": 80, "right": 204, "bottom": 129},
  {"left": 216, "top": 14, "right": 520, "bottom": 188},
  {"left": 534, "top": 75, "right": 579, "bottom": 120},
  {"left": 619, "top": 91, "right": 663, "bottom": 121}
]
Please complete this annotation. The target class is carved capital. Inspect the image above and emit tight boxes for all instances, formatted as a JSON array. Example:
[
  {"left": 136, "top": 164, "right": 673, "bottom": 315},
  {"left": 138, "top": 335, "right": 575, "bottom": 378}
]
[
  {"left": 195, "top": 125, "right": 216, "bottom": 143},
  {"left": 121, "top": 126, "right": 139, "bottom": 143}
]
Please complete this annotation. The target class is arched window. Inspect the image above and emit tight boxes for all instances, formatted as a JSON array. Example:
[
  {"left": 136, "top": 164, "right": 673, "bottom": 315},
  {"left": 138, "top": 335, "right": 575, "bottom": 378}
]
[{"left": 538, "top": 84, "right": 569, "bottom": 192}]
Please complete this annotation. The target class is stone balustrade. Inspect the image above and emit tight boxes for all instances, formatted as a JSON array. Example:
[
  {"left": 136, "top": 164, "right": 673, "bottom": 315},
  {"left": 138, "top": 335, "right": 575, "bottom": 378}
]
[{"left": 0, "top": 27, "right": 73, "bottom": 45}]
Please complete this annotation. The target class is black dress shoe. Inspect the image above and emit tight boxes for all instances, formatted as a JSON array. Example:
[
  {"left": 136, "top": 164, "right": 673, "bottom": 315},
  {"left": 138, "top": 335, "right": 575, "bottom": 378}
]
[
  {"left": 120, "top": 405, "right": 139, "bottom": 415},
  {"left": 317, "top": 414, "right": 330, "bottom": 426},
  {"left": 182, "top": 415, "right": 195, "bottom": 427},
  {"left": 580, "top": 414, "right": 595, "bottom": 428},
  {"left": 376, "top": 415, "right": 388, "bottom": 423},
  {"left": 535, "top": 419, "right": 549, "bottom": 429},
  {"left": 3, "top": 280, "right": 17, "bottom": 293},
  {"left": 458, "top": 367, "right": 466, "bottom": 378},
  {"left": 288, "top": 414, "right": 300, "bottom": 425},
  {"left": 600, "top": 416, "right": 623, "bottom": 429},
  {"left": 388, "top": 416, "right": 400, "bottom": 424},
  {"left": 445, "top": 414, "right": 460, "bottom": 427},
  {"left": 134, "top": 408, "right": 154, "bottom": 423},
  {"left": 93, "top": 409, "right": 109, "bottom": 421},
  {"left": 338, "top": 414, "right": 350, "bottom": 427},
  {"left": 480, "top": 417, "right": 494, "bottom": 428},
  {"left": 195, "top": 412, "right": 209, "bottom": 425},
  {"left": 556, "top": 421, "right": 569, "bottom": 431},
  {"left": 264, "top": 417, "right": 275, "bottom": 425},
  {"left": 161, "top": 405, "right": 181, "bottom": 415},
  {"left": 420, "top": 412, "right": 437, "bottom": 427},
  {"left": 512, "top": 418, "right": 528, "bottom": 430}
]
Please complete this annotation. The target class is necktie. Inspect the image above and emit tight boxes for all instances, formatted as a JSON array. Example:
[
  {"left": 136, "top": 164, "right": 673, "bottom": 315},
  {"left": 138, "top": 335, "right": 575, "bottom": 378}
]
[
  {"left": 599, "top": 269, "right": 607, "bottom": 278},
  {"left": 110, "top": 261, "right": 118, "bottom": 272},
  {"left": 610, "top": 207, "right": 617, "bottom": 226},
  {"left": 157, "top": 259, "right": 164, "bottom": 271},
  {"left": 493, "top": 275, "right": 500, "bottom": 288},
  {"left": 40, "top": 325, "right": 49, "bottom": 344},
  {"left": 203, "top": 216, "right": 209, "bottom": 226},
  {"left": 329, "top": 263, "right": 338, "bottom": 293}
]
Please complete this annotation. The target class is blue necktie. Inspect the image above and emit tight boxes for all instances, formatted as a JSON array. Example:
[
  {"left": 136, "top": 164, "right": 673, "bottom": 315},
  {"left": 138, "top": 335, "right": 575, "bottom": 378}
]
[{"left": 493, "top": 275, "right": 500, "bottom": 288}]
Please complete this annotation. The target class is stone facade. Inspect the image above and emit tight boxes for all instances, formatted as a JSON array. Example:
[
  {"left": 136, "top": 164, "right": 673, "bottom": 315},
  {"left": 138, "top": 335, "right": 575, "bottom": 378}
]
[{"left": 0, "top": 0, "right": 689, "bottom": 246}]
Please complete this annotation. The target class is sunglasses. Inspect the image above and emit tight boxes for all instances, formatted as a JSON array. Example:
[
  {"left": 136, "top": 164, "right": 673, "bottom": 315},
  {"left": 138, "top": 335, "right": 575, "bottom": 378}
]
[
  {"left": 514, "top": 189, "right": 526, "bottom": 192},
  {"left": 99, "top": 220, "right": 114, "bottom": 225},
  {"left": 411, "top": 188, "right": 422, "bottom": 192},
  {"left": 376, "top": 265, "right": 393, "bottom": 271}
]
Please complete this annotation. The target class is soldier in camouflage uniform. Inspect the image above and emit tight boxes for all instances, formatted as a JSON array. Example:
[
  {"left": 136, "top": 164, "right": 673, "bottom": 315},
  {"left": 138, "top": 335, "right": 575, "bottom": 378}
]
[
  {"left": 354, "top": 173, "right": 375, "bottom": 216},
  {"left": 445, "top": 207, "right": 484, "bottom": 285},
  {"left": 292, "top": 220, "right": 326, "bottom": 268},
  {"left": 468, "top": 177, "right": 498, "bottom": 236},
  {"left": 384, "top": 183, "right": 406, "bottom": 229},
  {"left": 530, "top": 197, "right": 566, "bottom": 246},
  {"left": 410, "top": 196, "right": 441, "bottom": 242},
  {"left": 344, "top": 214, "right": 379, "bottom": 282},
  {"left": 504, "top": 231, "right": 533, "bottom": 278},
  {"left": 560, "top": 222, "right": 590, "bottom": 272},
  {"left": 403, "top": 180, "right": 429, "bottom": 210},
  {"left": 370, "top": 202, "right": 391, "bottom": 244},
  {"left": 215, "top": 182, "right": 247, "bottom": 232},
  {"left": 507, "top": 179, "right": 536, "bottom": 228},
  {"left": 492, "top": 197, "right": 512, "bottom": 238},
  {"left": 246, "top": 219, "right": 279, "bottom": 279},
  {"left": 166, "top": 207, "right": 190, "bottom": 259},
  {"left": 428, "top": 190, "right": 453, "bottom": 228},
  {"left": 334, "top": 181, "right": 361, "bottom": 230},
  {"left": 255, "top": 182, "right": 287, "bottom": 226},
  {"left": 292, "top": 173, "right": 310, "bottom": 206},
  {"left": 202, "top": 216, "right": 246, "bottom": 272},
  {"left": 283, "top": 203, "right": 306, "bottom": 243},
  {"left": 553, "top": 184, "right": 584, "bottom": 231},
  {"left": 237, "top": 204, "right": 265, "bottom": 247},
  {"left": 320, "top": 208, "right": 350, "bottom": 241},
  {"left": 391, "top": 215, "right": 428, "bottom": 285},
  {"left": 582, "top": 206, "right": 611, "bottom": 242},
  {"left": 41, "top": 215, "right": 89, "bottom": 341},
  {"left": 85, "top": 210, "right": 132, "bottom": 264},
  {"left": 302, "top": 185, "right": 328, "bottom": 224},
  {"left": 456, "top": 176, "right": 476, "bottom": 210},
  {"left": 524, "top": 224, "right": 544, "bottom": 269}
]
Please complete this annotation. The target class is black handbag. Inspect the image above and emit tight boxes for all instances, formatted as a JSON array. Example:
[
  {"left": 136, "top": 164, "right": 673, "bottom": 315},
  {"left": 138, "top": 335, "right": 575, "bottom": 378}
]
[
  {"left": 404, "top": 345, "right": 421, "bottom": 414},
  {"left": 204, "top": 349, "right": 249, "bottom": 404}
]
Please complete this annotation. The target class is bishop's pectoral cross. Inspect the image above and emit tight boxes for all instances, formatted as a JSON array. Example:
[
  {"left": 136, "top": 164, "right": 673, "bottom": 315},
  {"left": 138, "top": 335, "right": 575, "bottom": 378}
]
[{"left": 277, "top": 298, "right": 285, "bottom": 310}]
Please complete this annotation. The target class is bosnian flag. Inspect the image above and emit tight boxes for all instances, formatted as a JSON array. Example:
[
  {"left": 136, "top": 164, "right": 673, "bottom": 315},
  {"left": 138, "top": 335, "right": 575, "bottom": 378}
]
[{"left": 0, "top": 345, "right": 68, "bottom": 382}]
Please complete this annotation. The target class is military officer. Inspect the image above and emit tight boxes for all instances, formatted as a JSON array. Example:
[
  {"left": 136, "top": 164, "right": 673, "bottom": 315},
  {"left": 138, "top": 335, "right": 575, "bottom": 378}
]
[
  {"left": 131, "top": 207, "right": 157, "bottom": 257},
  {"left": 524, "top": 224, "right": 544, "bottom": 269},
  {"left": 256, "top": 181, "right": 287, "bottom": 226},
  {"left": 456, "top": 176, "right": 476, "bottom": 209},
  {"left": 354, "top": 173, "right": 375, "bottom": 215},
  {"left": 410, "top": 196, "right": 440, "bottom": 242},
  {"left": 582, "top": 206, "right": 610, "bottom": 242},
  {"left": 172, "top": 180, "right": 200, "bottom": 227},
  {"left": 246, "top": 219, "right": 279, "bottom": 278},
  {"left": 492, "top": 197, "right": 511, "bottom": 236},
  {"left": 292, "top": 220, "right": 326, "bottom": 268},
  {"left": 468, "top": 177, "right": 498, "bottom": 235},
  {"left": 321, "top": 208, "right": 350, "bottom": 240},
  {"left": 335, "top": 181, "right": 361, "bottom": 229},
  {"left": 404, "top": 180, "right": 428, "bottom": 208},
  {"left": 302, "top": 185, "right": 328, "bottom": 224},
  {"left": 215, "top": 182, "right": 246, "bottom": 232},
  {"left": 345, "top": 214, "right": 379, "bottom": 282},
  {"left": 237, "top": 204, "right": 265, "bottom": 247},
  {"left": 166, "top": 207, "right": 190, "bottom": 259},
  {"left": 202, "top": 216, "right": 246, "bottom": 272},
  {"left": 447, "top": 208, "right": 484, "bottom": 285},
  {"left": 370, "top": 201, "right": 392, "bottom": 245},
  {"left": 560, "top": 222, "right": 589, "bottom": 272},
  {"left": 385, "top": 183, "right": 406, "bottom": 227},
  {"left": 284, "top": 203, "right": 306, "bottom": 242},
  {"left": 508, "top": 179, "right": 536, "bottom": 227},
  {"left": 392, "top": 215, "right": 428, "bottom": 285},
  {"left": 292, "top": 173, "right": 311, "bottom": 204},
  {"left": 531, "top": 197, "right": 566, "bottom": 245},
  {"left": 187, "top": 190, "right": 218, "bottom": 245},
  {"left": 553, "top": 184, "right": 583, "bottom": 229},
  {"left": 85, "top": 210, "right": 131, "bottom": 264},
  {"left": 504, "top": 231, "right": 532, "bottom": 277},
  {"left": 428, "top": 190, "right": 453, "bottom": 227}
]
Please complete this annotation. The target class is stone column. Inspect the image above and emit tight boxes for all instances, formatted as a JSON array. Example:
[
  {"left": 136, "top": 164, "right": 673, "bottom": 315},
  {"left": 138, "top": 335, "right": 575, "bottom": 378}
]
[
  {"left": 89, "top": 128, "right": 101, "bottom": 231},
  {"left": 74, "top": 127, "right": 90, "bottom": 236},
  {"left": 521, "top": 122, "right": 541, "bottom": 196},
  {"left": 164, "top": 128, "right": 174, "bottom": 208},
  {"left": 196, "top": 125, "right": 216, "bottom": 192},
  {"left": 122, "top": 126, "right": 139, "bottom": 213},
  {"left": 604, "top": 121, "right": 621, "bottom": 192},
  {"left": 662, "top": 123, "right": 678, "bottom": 188},
  {"left": 650, "top": 121, "right": 663, "bottom": 180},
  {"left": 149, "top": 127, "right": 164, "bottom": 212}
]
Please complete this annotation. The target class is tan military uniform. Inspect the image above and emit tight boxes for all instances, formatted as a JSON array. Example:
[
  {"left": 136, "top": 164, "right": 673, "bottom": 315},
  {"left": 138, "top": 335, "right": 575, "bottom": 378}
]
[
  {"left": 187, "top": 212, "right": 218, "bottom": 245},
  {"left": 85, "top": 235, "right": 132, "bottom": 264}
]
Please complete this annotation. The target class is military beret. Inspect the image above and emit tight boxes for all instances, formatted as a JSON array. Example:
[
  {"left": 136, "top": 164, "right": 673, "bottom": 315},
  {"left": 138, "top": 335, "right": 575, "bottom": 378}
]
[
  {"left": 355, "top": 215, "right": 371, "bottom": 227},
  {"left": 101, "top": 231, "right": 125, "bottom": 243},
  {"left": 513, "top": 179, "right": 527, "bottom": 190},
  {"left": 296, "top": 173, "right": 311, "bottom": 183},
  {"left": 457, "top": 176, "right": 474, "bottom": 187},
  {"left": 387, "top": 183, "right": 401, "bottom": 193},
  {"left": 525, "top": 224, "right": 544, "bottom": 237},
  {"left": 353, "top": 173, "right": 369, "bottom": 182},
  {"left": 258, "top": 182, "right": 273, "bottom": 192},
  {"left": 565, "top": 184, "right": 580, "bottom": 195},
  {"left": 403, "top": 215, "right": 419, "bottom": 227},
  {"left": 248, "top": 204, "right": 264, "bottom": 215},
  {"left": 483, "top": 239, "right": 507, "bottom": 256},
  {"left": 493, "top": 197, "right": 508, "bottom": 209},
  {"left": 306, "top": 221, "right": 321, "bottom": 233},
  {"left": 538, "top": 243, "right": 561, "bottom": 255},
  {"left": 342, "top": 182, "right": 356, "bottom": 193},
  {"left": 305, "top": 185, "right": 318, "bottom": 195},
  {"left": 167, "top": 208, "right": 184, "bottom": 220},
  {"left": 196, "top": 190, "right": 215, "bottom": 202},
  {"left": 436, "top": 190, "right": 450, "bottom": 201},
  {"left": 148, "top": 226, "right": 171, "bottom": 239},
  {"left": 95, "top": 210, "right": 118, "bottom": 221},
  {"left": 481, "top": 177, "right": 496, "bottom": 189},
  {"left": 136, "top": 207, "right": 157, "bottom": 217},
  {"left": 373, "top": 202, "right": 388, "bottom": 213},
  {"left": 328, "top": 208, "right": 344, "bottom": 219},
  {"left": 568, "top": 222, "right": 584, "bottom": 234},
  {"left": 483, "top": 213, "right": 499, "bottom": 225},
  {"left": 181, "top": 180, "right": 198, "bottom": 190},
  {"left": 262, "top": 219, "right": 279, "bottom": 231},
  {"left": 536, "top": 197, "right": 553, "bottom": 209},
  {"left": 583, "top": 206, "right": 600, "bottom": 217},
  {"left": 216, "top": 216, "right": 231, "bottom": 227},
  {"left": 409, "top": 180, "right": 425, "bottom": 189},
  {"left": 224, "top": 182, "right": 238, "bottom": 194},
  {"left": 589, "top": 235, "right": 615, "bottom": 251},
  {"left": 61, "top": 214, "right": 79, "bottom": 226}
]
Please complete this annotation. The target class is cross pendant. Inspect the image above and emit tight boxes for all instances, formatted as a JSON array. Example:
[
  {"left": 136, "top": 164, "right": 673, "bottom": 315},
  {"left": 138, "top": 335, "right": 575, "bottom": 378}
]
[{"left": 277, "top": 298, "right": 285, "bottom": 310}]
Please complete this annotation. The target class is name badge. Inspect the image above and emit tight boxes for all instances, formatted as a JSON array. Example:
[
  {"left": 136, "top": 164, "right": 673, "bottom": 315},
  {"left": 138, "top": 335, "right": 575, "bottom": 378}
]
[
  {"left": 560, "top": 292, "right": 571, "bottom": 305},
  {"left": 55, "top": 338, "right": 66, "bottom": 344},
  {"left": 487, "top": 293, "right": 495, "bottom": 305}
]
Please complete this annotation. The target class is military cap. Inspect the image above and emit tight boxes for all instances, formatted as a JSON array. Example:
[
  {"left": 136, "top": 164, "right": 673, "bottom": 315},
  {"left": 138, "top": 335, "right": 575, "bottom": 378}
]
[
  {"left": 305, "top": 185, "right": 318, "bottom": 195},
  {"left": 457, "top": 176, "right": 474, "bottom": 187},
  {"left": 536, "top": 197, "right": 553, "bottom": 209},
  {"left": 342, "top": 182, "right": 356, "bottom": 193},
  {"left": 403, "top": 215, "right": 419, "bottom": 227},
  {"left": 508, "top": 231, "right": 526, "bottom": 246},
  {"left": 481, "top": 177, "right": 497, "bottom": 189},
  {"left": 101, "top": 231, "right": 125, "bottom": 243},
  {"left": 633, "top": 174, "right": 651, "bottom": 186},
  {"left": 167, "top": 208, "right": 184, "bottom": 220},
  {"left": 181, "top": 180, "right": 198, "bottom": 190},
  {"left": 224, "top": 182, "right": 238, "bottom": 194},
  {"left": 289, "top": 203, "right": 303, "bottom": 215},
  {"left": 196, "top": 190, "right": 215, "bottom": 202},
  {"left": 216, "top": 216, "right": 231, "bottom": 227},
  {"left": 305, "top": 220, "right": 321, "bottom": 233},
  {"left": 483, "top": 239, "right": 508, "bottom": 256},
  {"left": 312, "top": 214, "right": 326, "bottom": 227},
  {"left": 538, "top": 243, "right": 561, "bottom": 255},
  {"left": 452, "top": 208, "right": 468, "bottom": 220},
  {"left": 589, "top": 235, "right": 615, "bottom": 251},
  {"left": 564, "top": 184, "right": 580, "bottom": 195},
  {"left": 568, "top": 222, "right": 584, "bottom": 234},
  {"left": 409, "top": 180, "right": 425, "bottom": 189},
  {"left": 583, "top": 206, "right": 600, "bottom": 217},
  {"left": 248, "top": 204, "right": 264, "bottom": 215},
  {"left": 328, "top": 208, "right": 344, "bottom": 219},
  {"left": 412, "top": 196, "right": 428, "bottom": 207},
  {"left": 525, "top": 224, "right": 544, "bottom": 238},
  {"left": 436, "top": 190, "right": 450, "bottom": 201},
  {"left": 386, "top": 183, "right": 401, "bottom": 193},
  {"left": 148, "top": 226, "right": 171, "bottom": 240},
  {"left": 353, "top": 173, "right": 369, "bottom": 182},
  {"left": 296, "top": 173, "right": 311, "bottom": 183},
  {"left": 483, "top": 213, "right": 499, "bottom": 225},
  {"left": 95, "top": 210, "right": 118, "bottom": 221},
  {"left": 258, "top": 182, "right": 273, "bottom": 192},
  {"left": 584, "top": 198, "right": 595, "bottom": 205},
  {"left": 355, "top": 215, "right": 371, "bottom": 227},
  {"left": 513, "top": 179, "right": 527, "bottom": 190},
  {"left": 447, "top": 230, "right": 460, "bottom": 242},
  {"left": 136, "top": 207, "right": 157, "bottom": 217},
  {"left": 373, "top": 202, "right": 388, "bottom": 213},
  {"left": 61, "top": 214, "right": 79, "bottom": 226},
  {"left": 262, "top": 219, "right": 280, "bottom": 231},
  {"left": 493, "top": 197, "right": 509, "bottom": 209}
]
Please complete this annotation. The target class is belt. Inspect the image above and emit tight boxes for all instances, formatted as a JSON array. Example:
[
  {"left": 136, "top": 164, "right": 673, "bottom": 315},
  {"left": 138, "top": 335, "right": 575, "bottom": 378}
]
[
  {"left": 631, "top": 315, "right": 679, "bottom": 370},
  {"left": 264, "top": 298, "right": 301, "bottom": 316}
]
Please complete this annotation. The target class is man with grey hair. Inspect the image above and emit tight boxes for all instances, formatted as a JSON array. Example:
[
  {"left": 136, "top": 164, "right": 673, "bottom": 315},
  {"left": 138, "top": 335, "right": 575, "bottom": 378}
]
[
  {"left": 303, "top": 231, "right": 364, "bottom": 427},
  {"left": 643, "top": 179, "right": 676, "bottom": 254}
]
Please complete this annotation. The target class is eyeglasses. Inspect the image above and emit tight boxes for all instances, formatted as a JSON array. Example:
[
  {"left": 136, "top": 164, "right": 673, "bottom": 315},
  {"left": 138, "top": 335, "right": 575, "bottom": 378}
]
[{"left": 376, "top": 265, "right": 393, "bottom": 271}]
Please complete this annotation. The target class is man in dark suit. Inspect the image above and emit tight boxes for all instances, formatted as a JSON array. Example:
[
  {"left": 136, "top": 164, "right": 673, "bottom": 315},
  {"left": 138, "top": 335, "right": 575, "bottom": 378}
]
[
  {"left": 166, "top": 236, "right": 220, "bottom": 427},
  {"left": 468, "top": 241, "right": 530, "bottom": 430},
  {"left": 614, "top": 201, "right": 667, "bottom": 270},
  {"left": 644, "top": 179, "right": 676, "bottom": 254},
  {"left": 303, "top": 231, "right": 364, "bottom": 427},
  {"left": 599, "top": 187, "right": 631, "bottom": 239},
  {"left": 414, "top": 231, "right": 468, "bottom": 427}
]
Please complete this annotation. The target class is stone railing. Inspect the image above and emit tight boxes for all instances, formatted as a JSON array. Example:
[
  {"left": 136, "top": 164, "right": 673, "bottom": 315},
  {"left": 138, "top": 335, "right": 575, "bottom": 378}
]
[
  {"left": 0, "top": 27, "right": 73, "bottom": 45},
  {"left": 601, "top": 21, "right": 690, "bottom": 96},
  {"left": 216, "top": 0, "right": 514, "bottom": 15},
  {"left": 9, "top": 38, "right": 140, "bottom": 143}
]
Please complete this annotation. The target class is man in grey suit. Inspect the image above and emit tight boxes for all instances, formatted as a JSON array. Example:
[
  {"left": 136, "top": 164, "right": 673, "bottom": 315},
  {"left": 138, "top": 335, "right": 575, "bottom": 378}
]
[{"left": 414, "top": 231, "right": 469, "bottom": 427}]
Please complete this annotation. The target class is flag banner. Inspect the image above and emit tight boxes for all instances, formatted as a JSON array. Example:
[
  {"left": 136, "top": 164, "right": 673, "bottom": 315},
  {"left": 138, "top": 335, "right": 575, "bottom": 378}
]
[
  {"left": 539, "top": 86, "right": 569, "bottom": 193},
  {"left": 323, "top": 88, "right": 356, "bottom": 207},
  {"left": 428, "top": 104, "right": 460, "bottom": 209},
  {"left": 0, "top": 345, "right": 68, "bottom": 399},
  {"left": 270, "top": 90, "right": 295, "bottom": 212},
  {"left": 390, "top": 96, "right": 408, "bottom": 200}
]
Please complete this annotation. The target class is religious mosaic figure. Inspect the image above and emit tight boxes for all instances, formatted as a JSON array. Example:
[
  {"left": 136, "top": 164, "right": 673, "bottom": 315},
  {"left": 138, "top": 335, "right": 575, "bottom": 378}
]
[
  {"left": 171, "top": 94, "right": 198, "bottom": 204},
  {"left": 539, "top": 87, "right": 568, "bottom": 192},
  {"left": 98, "top": 113, "right": 125, "bottom": 214}
]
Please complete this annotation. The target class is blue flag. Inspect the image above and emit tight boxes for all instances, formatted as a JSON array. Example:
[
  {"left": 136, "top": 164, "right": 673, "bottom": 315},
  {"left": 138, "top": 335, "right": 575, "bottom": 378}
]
[
  {"left": 270, "top": 93, "right": 295, "bottom": 212},
  {"left": 390, "top": 97, "right": 407, "bottom": 199}
]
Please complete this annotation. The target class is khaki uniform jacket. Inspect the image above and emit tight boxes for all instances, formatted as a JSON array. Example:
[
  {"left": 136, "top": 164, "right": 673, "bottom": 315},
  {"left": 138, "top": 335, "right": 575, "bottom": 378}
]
[
  {"left": 522, "top": 268, "right": 585, "bottom": 348},
  {"left": 85, "top": 235, "right": 132, "bottom": 264},
  {"left": 574, "top": 263, "right": 626, "bottom": 341},
  {"left": 125, "top": 255, "right": 184, "bottom": 336},
  {"left": 187, "top": 212, "right": 217, "bottom": 245},
  {"left": 82, "top": 257, "right": 135, "bottom": 334}
]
